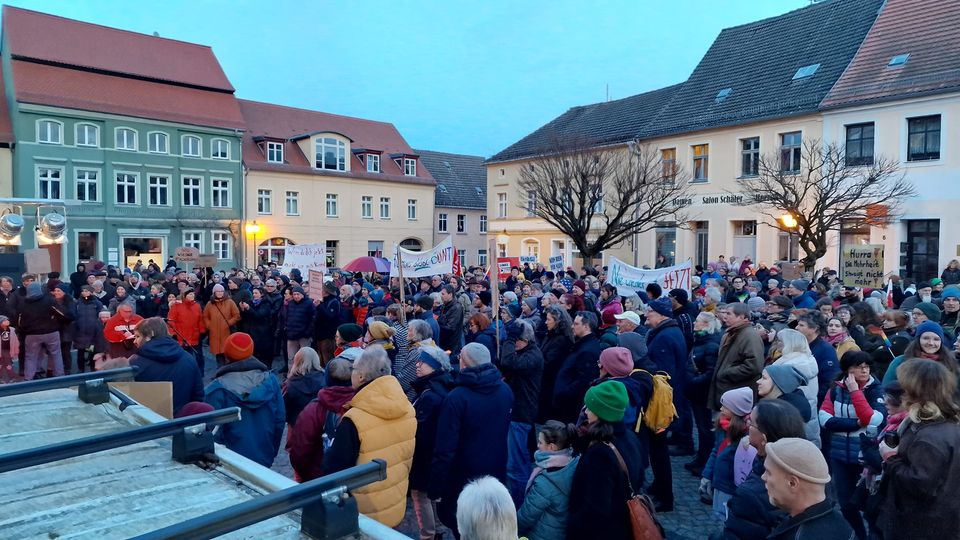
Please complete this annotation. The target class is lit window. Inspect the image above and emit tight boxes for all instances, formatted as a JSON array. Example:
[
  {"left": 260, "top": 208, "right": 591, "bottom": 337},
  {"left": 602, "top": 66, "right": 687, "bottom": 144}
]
[
  {"left": 380, "top": 197, "right": 391, "bottom": 219},
  {"left": 315, "top": 138, "right": 346, "bottom": 171},
  {"left": 404, "top": 158, "right": 417, "bottom": 176},
  {"left": 149, "top": 176, "right": 170, "bottom": 206},
  {"left": 182, "top": 176, "right": 202, "bottom": 207},
  {"left": 115, "top": 173, "right": 138, "bottom": 204},
  {"left": 361, "top": 196, "right": 373, "bottom": 219},
  {"left": 116, "top": 128, "right": 137, "bottom": 151},
  {"left": 38, "top": 167, "right": 62, "bottom": 199},
  {"left": 212, "top": 231, "right": 231, "bottom": 260},
  {"left": 267, "top": 142, "right": 284, "bottom": 163},
  {"left": 326, "top": 194, "right": 339, "bottom": 217},
  {"left": 75, "top": 170, "right": 99, "bottom": 202},
  {"left": 661, "top": 148, "right": 677, "bottom": 181},
  {"left": 692, "top": 144, "right": 709, "bottom": 182},
  {"left": 286, "top": 191, "right": 299, "bottom": 216},
  {"left": 211, "top": 178, "right": 230, "bottom": 208},
  {"left": 211, "top": 139, "right": 230, "bottom": 160},
  {"left": 438, "top": 213, "right": 448, "bottom": 232},
  {"left": 367, "top": 154, "right": 380, "bottom": 173},
  {"left": 182, "top": 135, "right": 201, "bottom": 157},
  {"left": 37, "top": 120, "right": 62, "bottom": 144},
  {"left": 148, "top": 132, "right": 168, "bottom": 153},
  {"left": 257, "top": 189, "right": 272, "bottom": 214},
  {"left": 75, "top": 124, "right": 98, "bottom": 147},
  {"left": 407, "top": 199, "right": 417, "bottom": 220}
]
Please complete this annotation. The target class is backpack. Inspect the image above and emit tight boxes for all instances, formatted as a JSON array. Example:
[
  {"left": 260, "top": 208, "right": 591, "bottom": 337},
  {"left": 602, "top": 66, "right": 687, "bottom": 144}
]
[
  {"left": 322, "top": 409, "right": 340, "bottom": 451},
  {"left": 631, "top": 369, "right": 677, "bottom": 433}
]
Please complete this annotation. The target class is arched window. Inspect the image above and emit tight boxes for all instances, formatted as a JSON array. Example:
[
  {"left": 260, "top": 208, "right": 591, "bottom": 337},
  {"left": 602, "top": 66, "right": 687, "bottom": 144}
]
[
  {"left": 400, "top": 238, "right": 423, "bottom": 251},
  {"left": 258, "top": 237, "right": 296, "bottom": 264}
]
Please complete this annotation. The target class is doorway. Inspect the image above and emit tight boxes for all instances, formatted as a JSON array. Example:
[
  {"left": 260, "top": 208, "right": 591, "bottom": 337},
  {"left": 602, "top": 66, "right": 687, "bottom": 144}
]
[{"left": 905, "top": 220, "right": 939, "bottom": 281}]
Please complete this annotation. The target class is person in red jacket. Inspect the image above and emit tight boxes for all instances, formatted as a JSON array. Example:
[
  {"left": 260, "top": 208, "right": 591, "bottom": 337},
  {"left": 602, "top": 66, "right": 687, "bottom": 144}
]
[
  {"left": 286, "top": 357, "right": 356, "bottom": 482},
  {"left": 168, "top": 290, "right": 206, "bottom": 371},
  {"left": 103, "top": 304, "right": 143, "bottom": 359}
]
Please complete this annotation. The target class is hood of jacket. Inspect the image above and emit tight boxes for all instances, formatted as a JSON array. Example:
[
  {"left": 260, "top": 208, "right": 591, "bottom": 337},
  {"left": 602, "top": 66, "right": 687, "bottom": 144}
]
[
  {"left": 136, "top": 336, "right": 186, "bottom": 364},
  {"left": 775, "top": 351, "right": 819, "bottom": 382},
  {"left": 317, "top": 384, "right": 357, "bottom": 412},
  {"left": 412, "top": 370, "right": 454, "bottom": 395},
  {"left": 453, "top": 362, "right": 505, "bottom": 394},
  {"left": 212, "top": 358, "right": 276, "bottom": 406},
  {"left": 346, "top": 375, "right": 411, "bottom": 421}
]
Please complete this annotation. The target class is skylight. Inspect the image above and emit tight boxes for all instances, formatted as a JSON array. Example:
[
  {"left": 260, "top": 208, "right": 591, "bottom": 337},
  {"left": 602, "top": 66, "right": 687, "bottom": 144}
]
[
  {"left": 889, "top": 54, "right": 910, "bottom": 67},
  {"left": 792, "top": 63, "right": 821, "bottom": 80},
  {"left": 438, "top": 184, "right": 447, "bottom": 193},
  {"left": 715, "top": 87, "right": 733, "bottom": 103},
  {"left": 475, "top": 186, "right": 483, "bottom": 196}
]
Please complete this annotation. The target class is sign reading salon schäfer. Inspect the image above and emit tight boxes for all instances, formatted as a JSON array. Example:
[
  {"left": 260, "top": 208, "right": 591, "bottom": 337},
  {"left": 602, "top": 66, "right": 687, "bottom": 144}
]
[{"left": 841, "top": 244, "right": 885, "bottom": 288}]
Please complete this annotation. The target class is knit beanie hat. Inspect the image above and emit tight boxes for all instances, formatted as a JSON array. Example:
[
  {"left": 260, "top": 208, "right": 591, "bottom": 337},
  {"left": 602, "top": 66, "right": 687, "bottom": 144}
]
[
  {"left": 523, "top": 297, "right": 538, "bottom": 311},
  {"left": 212, "top": 283, "right": 225, "bottom": 294},
  {"left": 26, "top": 282, "right": 42, "bottom": 299},
  {"left": 599, "top": 347, "right": 635, "bottom": 378},
  {"left": 323, "top": 281, "right": 339, "bottom": 295},
  {"left": 943, "top": 287, "right": 960, "bottom": 301},
  {"left": 914, "top": 302, "right": 941, "bottom": 322},
  {"left": 175, "top": 401, "right": 215, "bottom": 419},
  {"left": 573, "top": 279, "right": 587, "bottom": 292},
  {"left": 584, "top": 380, "right": 628, "bottom": 423},
  {"left": 224, "top": 332, "right": 254, "bottom": 362},
  {"left": 914, "top": 320, "right": 945, "bottom": 343},
  {"left": 367, "top": 320, "right": 394, "bottom": 341},
  {"left": 747, "top": 296, "right": 766, "bottom": 312},
  {"left": 505, "top": 303, "right": 522, "bottom": 319},
  {"left": 765, "top": 437, "right": 831, "bottom": 484},
  {"left": 291, "top": 286, "right": 306, "bottom": 296},
  {"left": 931, "top": 278, "right": 944, "bottom": 286},
  {"left": 370, "top": 289, "right": 385, "bottom": 304},
  {"left": 337, "top": 323, "right": 363, "bottom": 343},
  {"left": 791, "top": 279, "right": 810, "bottom": 291},
  {"left": 720, "top": 387, "right": 754, "bottom": 417},
  {"left": 478, "top": 291, "right": 492, "bottom": 306},
  {"left": 765, "top": 364, "right": 805, "bottom": 394},
  {"left": 648, "top": 297, "right": 673, "bottom": 317}
]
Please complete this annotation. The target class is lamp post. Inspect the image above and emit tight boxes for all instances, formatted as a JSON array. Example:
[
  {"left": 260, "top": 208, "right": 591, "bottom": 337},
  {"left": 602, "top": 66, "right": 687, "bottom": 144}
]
[
  {"left": 245, "top": 220, "right": 260, "bottom": 268},
  {"left": 780, "top": 213, "right": 798, "bottom": 263}
]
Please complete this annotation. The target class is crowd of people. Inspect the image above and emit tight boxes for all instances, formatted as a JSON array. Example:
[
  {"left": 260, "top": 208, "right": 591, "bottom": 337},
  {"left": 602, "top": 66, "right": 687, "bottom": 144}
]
[{"left": 4, "top": 254, "right": 960, "bottom": 539}]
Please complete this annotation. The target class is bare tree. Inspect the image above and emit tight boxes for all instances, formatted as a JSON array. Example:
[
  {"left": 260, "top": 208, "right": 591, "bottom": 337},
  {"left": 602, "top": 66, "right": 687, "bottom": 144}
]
[
  {"left": 732, "top": 140, "right": 915, "bottom": 271},
  {"left": 516, "top": 137, "right": 693, "bottom": 267}
]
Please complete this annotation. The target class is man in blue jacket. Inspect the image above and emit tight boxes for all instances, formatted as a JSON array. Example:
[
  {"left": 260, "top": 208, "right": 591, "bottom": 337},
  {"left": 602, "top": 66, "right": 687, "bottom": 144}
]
[
  {"left": 795, "top": 312, "right": 839, "bottom": 408},
  {"left": 129, "top": 317, "right": 203, "bottom": 416},
  {"left": 430, "top": 342, "right": 513, "bottom": 538},
  {"left": 786, "top": 279, "right": 816, "bottom": 309},
  {"left": 205, "top": 332, "right": 285, "bottom": 467},
  {"left": 283, "top": 286, "right": 315, "bottom": 364}
]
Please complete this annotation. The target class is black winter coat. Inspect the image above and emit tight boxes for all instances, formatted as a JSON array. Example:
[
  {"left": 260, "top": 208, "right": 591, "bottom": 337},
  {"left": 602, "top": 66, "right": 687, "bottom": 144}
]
[
  {"left": 313, "top": 295, "right": 342, "bottom": 341},
  {"left": 553, "top": 334, "right": 604, "bottom": 424},
  {"left": 53, "top": 295, "right": 77, "bottom": 343},
  {"left": 721, "top": 457, "right": 786, "bottom": 540},
  {"left": 537, "top": 329, "right": 574, "bottom": 423},
  {"left": 410, "top": 371, "right": 453, "bottom": 491},
  {"left": 437, "top": 299, "right": 464, "bottom": 354},
  {"left": 768, "top": 499, "right": 852, "bottom": 540},
  {"left": 498, "top": 338, "right": 543, "bottom": 424},
  {"left": 466, "top": 326, "right": 498, "bottom": 363},
  {"left": 73, "top": 296, "right": 105, "bottom": 349},
  {"left": 129, "top": 336, "right": 203, "bottom": 416},
  {"left": 18, "top": 293, "right": 62, "bottom": 335},
  {"left": 284, "top": 298, "right": 315, "bottom": 340},
  {"left": 687, "top": 331, "right": 720, "bottom": 407},
  {"left": 282, "top": 371, "right": 326, "bottom": 426},
  {"left": 241, "top": 300, "right": 276, "bottom": 363}
]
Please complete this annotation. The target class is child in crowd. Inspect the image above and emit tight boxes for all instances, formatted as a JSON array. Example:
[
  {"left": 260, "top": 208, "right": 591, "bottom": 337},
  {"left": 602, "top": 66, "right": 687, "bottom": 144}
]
[
  {"left": 702, "top": 387, "right": 753, "bottom": 522},
  {"left": 517, "top": 420, "right": 580, "bottom": 540},
  {"left": 0, "top": 315, "right": 19, "bottom": 383}
]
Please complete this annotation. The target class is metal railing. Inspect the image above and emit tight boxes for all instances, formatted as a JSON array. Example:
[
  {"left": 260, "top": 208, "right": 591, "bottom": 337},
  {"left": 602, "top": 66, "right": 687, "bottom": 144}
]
[
  {"left": 130, "top": 459, "right": 387, "bottom": 540},
  {"left": 0, "top": 367, "right": 138, "bottom": 399},
  {"left": 0, "top": 407, "right": 240, "bottom": 474}
]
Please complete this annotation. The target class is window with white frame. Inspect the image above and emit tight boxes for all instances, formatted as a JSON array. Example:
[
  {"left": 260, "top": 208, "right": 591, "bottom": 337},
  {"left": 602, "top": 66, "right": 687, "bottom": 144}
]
[
  {"left": 149, "top": 175, "right": 169, "bottom": 206},
  {"left": 182, "top": 177, "right": 202, "bottom": 207},
  {"left": 480, "top": 214, "right": 488, "bottom": 233},
  {"left": 267, "top": 142, "right": 283, "bottom": 163},
  {"left": 116, "top": 128, "right": 137, "bottom": 151},
  {"left": 183, "top": 231, "right": 202, "bottom": 251},
  {"left": 380, "top": 197, "right": 390, "bottom": 219},
  {"left": 404, "top": 158, "right": 417, "bottom": 176},
  {"left": 367, "top": 241, "right": 384, "bottom": 257},
  {"left": 75, "top": 123, "right": 98, "bottom": 147},
  {"left": 212, "top": 231, "right": 231, "bottom": 260},
  {"left": 116, "top": 173, "right": 138, "bottom": 204},
  {"left": 497, "top": 193, "right": 507, "bottom": 218},
  {"left": 407, "top": 199, "right": 417, "bottom": 220},
  {"left": 286, "top": 191, "right": 299, "bottom": 215},
  {"left": 367, "top": 154, "right": 381, "bottom": 173},
  {"left": 315, "top": 138, "right": 346, "bottom": 171},
  {"left": 211, "top": 139, "right": 230, "bottom": 160},
  {"left": 257, "top": 189, "right": 272, "bottom": 214},
  {"left": 37, "top": 120, "right": 62, "bottom": 144},
  {"left": 211, "top": 178, "right": 230, "bottom": 208},
  {"left": 148, "top": 132, "right": 168, "bottom": 154},
  {"left": 361, "top": 196, "right": 373, "bottom": 219},
  {"left": 478, "top": 249, "right": 488, "bottom": 266},
  {"left": 438, "top": 213, "right": 448, "bottom": 232},
  {"left": 458, "top": 249, "right": 467, "bottom": 266},
  {"left": 591, "top": 182, "right": 604, "bottom": 212},
  {"left": 326, "top": 194, "right": 339, "bottom": 217},
  {"left": 527, "top": 191, "right": 537, "bottom": 216},
  {"left": 182, "top": 135, "right": 201, "bottom": 157},
  {"left": 457, "top": 214, "right": 466, "bottom": 233},
  {"left": 38, "top": 167, "right": 62, "bottom": 199},
  {"left": 75, "top": 169, "right": 99, "bottom": 202}
]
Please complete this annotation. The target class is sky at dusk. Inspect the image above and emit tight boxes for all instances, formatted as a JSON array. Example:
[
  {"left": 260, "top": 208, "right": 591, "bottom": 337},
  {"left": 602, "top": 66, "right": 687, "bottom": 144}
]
[{"left": 3, "top": 0, "right": 809, "bottom": 157}]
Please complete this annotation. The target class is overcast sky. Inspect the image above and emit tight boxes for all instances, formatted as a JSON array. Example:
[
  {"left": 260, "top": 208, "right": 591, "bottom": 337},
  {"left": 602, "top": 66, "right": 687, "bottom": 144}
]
[{"left": 5, "top": 0, "right": 807, "bottom": 156}]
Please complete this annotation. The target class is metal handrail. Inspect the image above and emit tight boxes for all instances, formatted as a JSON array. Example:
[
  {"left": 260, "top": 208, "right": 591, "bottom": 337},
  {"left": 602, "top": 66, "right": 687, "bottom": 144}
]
[
  {"left": 130, "top": 460, "right": 387, "bottom": 540},
  {"left": 0, "top": 407, "right": 240, "bottom": 474},
  {"left": 0, "top": 367, "right": 139, "bottom": 398}
]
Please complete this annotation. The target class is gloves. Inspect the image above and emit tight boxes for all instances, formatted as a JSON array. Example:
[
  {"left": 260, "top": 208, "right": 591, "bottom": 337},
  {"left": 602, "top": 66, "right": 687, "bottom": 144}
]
[{"left": 699, "top": 477, "right": 713, "bottom": 502}]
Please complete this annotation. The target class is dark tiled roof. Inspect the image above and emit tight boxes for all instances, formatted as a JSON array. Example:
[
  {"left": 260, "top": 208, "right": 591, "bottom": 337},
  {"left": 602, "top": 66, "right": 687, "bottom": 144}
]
[
  {"left": 0, "top": 69, "right": 13, "bottom": 143},
  {"left": 2, "top": 6, "right": 234, "bottom": 92},
  {"left": 487, "top": 84, "right": 682, "bottom": 163},
  {"left": 821, "top": 0, "right": 960, "bottom": 109},
  {"left": 416, "top": 149, "right": 487, "bottom": 209},
  {"left": 639, "top": 0, "right": 884, "bottom": 138},
  {"left": 238, "top": 100, "right": 434, "bottom": 185}
]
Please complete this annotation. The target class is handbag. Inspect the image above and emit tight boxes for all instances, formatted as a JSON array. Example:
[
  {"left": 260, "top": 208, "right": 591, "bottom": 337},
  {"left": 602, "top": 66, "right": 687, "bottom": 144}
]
[{"left": 607, "top": 443, "right": 666, "bottom": 540}]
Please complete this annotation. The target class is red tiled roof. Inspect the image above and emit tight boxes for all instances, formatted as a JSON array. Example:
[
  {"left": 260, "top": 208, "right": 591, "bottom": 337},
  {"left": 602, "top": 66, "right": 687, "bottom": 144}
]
[
  {"left": 0, "top": 69, "right": 13, "bottom": 143},
  {"left": 238, "top": 99, "right": 434, "bottom": 184},
  {"left": 821, "top": 0, "right": 960, "bottom": 108},
  {"left": 12, "top": 61, "right": 245, "bottom": 130},
  {"left": 2, "top": 6, "right": 234, "bottom": 92}
]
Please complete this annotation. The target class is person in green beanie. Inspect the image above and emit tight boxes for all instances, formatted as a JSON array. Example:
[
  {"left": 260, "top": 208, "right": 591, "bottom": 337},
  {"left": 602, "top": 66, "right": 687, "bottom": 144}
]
[{"left": 567, "top": 380, "right": 648, "bottom": 538}]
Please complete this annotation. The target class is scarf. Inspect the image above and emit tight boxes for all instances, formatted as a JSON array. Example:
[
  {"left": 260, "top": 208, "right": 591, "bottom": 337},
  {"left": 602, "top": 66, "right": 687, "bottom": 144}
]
[
  {"left": 526, "top": 448, "right": 574, "bottom": 490},
  {"left": 920, "top": 351, "right": 941, "bottom": 360},
  {"left": 824, "top": 332, "right": 849, "bottom": 346}
]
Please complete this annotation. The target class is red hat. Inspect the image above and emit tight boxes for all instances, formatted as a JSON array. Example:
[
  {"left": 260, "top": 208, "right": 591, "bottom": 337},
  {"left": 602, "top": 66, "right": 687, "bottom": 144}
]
[{"left": 224, "top": 332, "right": 254, "bottom": 362}]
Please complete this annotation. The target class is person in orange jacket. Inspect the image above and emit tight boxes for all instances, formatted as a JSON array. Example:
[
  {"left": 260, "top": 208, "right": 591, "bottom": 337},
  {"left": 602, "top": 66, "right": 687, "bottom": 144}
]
[
  {"left": 103, "top": 303, "right": 143, "bottom": 359},
  {"left": 203, "top": 284, "right": 240, "bottom": 366}
]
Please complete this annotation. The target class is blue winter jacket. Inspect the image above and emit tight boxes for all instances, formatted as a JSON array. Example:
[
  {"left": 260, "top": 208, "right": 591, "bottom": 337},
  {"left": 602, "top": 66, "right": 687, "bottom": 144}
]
[
  {"left": 205, "top": 358, "right": 286, "bottom": 467},
  {"left": 819, "top": 376, "right": 886, "bottom": 464},
  {"left": 129, "top": 335, "right": 203, "bottom": 416},
  {"left": 791, "top": 291, "right": 817, "bottom": 309},
  {"left": 645, "top": 318, "right": 688, "bottom": 382},
  {"left": 284, "top": 298, "right": 315, "bottom": 340},
  {"left": 809, "top": 338, "right": 840, "bottom": 407},
  {"left": 517, "top": 456, "right": 580, "bottom": 540}
]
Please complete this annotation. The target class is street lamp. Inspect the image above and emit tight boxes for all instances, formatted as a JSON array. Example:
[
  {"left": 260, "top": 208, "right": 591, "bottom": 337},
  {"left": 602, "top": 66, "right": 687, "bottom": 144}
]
[
  {"left": 245, "top": 220, "right": 261, "bottom": 268},
  {"left": 780, "top": 213, "right": 798, "bottom": 262}
]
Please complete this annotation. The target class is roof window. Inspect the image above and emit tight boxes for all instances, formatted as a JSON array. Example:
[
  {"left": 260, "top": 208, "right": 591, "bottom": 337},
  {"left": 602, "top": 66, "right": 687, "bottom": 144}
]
[
  {"left": 715, "top": 88, "right": 733, "bottom": 103},
  {"left": 888, "top": 54, "right": 910, "bottom": 67},
  {"left": 438, "top": 184, "right": 448, "bottom": 193},
  {"left": 475, "top": 187, "right": 483, "bottom": 196},
  {"left": 792, "top": 63, "right": 821, "bottom": 80}
]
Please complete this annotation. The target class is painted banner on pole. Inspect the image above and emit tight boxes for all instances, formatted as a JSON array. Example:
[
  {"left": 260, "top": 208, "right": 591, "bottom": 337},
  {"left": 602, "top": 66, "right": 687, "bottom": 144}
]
[
  {"left": 549, "top": 254, "right": 564, "bottom": 272},
  {"left": 607, "top": 256, "right": 692, "bottom": 295},
  {"left": 389, "top": 237, "right": 454, "bottom": 278},
  {"left": 281, "top": 244, "right": 327, "bottom": 273}
]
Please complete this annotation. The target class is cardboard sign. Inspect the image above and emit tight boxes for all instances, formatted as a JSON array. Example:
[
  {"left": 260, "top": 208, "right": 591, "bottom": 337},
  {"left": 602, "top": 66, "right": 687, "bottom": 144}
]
[
  {"left": 549, "top": 254, "right": 564, "bottom": 272},
  {"left": 197, "top": 254, "right": 218, "bottom": 267},
  {"left": 390, "top": 237, "right": 453, "bottom": 278},
  {"left": 607, "top": 257, "right": 692, "bottom": 294},
  {"left": 174, "top": 246, "right": 199, "bottom": 263},
  {"left": 780, "top": 262, "right": 802, "bottom": 281},
  {"left": 111, "top": 381, "right": 173, "bottom": 419},
  {"left": 497, "top": 257, "right": 520, "bottom": 279},
  {"left": 24, "top": 248, "right": 52, "bottom": 275},
  {"left": 282, "top": 244, "right": 328, "bottom": 273},
  {"left": 841, "top": 244, "right": 884, "bottom": 288},
  {"left": 519, "top": 255, "right": 537, "bottom": 265},
  {"left": 308, "top": 269, "right": 325, "bottom": 299}
]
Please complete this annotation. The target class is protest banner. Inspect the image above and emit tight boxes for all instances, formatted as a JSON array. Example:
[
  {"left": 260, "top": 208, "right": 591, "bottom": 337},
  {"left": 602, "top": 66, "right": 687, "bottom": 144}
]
[
  {"left": 389, "top": 237, "right": 453, "bottom": 278},
  {"left": 174, "top": 246, "right": 199, "bottom": 264},
  {"left": 197, "top": 254, "right": 217, "bottom": 268},
  {"left": 497, "top": 257, "right": 520, "bottom": 279},
  {"left": 607, "top": 256, "right": 692, "bottom": 295},
  {"left": 840, "top": 244, "right": 884, "bottom": 288},
  {"left": 519, "top": 255, "right": 537, "bottom": 266},
  {"left": 780, "top": 262, "right": 802, "bottom": 281},
  {"left": 307, "top": 269, "right": 325, "bottom": 299},
  {"left": 549, "top": 254, "right": 564, "bottom": 272},
  {"left": 281, "top": 244, "right": 328, "bottom": 273}
]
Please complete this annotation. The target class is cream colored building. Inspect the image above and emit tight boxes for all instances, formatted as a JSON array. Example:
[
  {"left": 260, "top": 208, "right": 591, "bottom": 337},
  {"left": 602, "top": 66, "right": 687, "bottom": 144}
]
[
  {"left": 418, "top": 150, "right": 489, "bottom": 269},
  {"left": 239, "top": 100, "right": 435, "bottom": 268}
]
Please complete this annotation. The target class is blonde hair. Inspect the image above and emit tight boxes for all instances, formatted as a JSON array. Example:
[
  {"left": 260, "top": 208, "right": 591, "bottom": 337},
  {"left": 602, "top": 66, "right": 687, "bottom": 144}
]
[{"left": 290, "top": 347, "right": 323, "bottom": 378}]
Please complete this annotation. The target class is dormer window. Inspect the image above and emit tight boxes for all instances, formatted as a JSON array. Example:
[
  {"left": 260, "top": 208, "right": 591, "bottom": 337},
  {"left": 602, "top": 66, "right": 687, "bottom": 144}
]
[
  {"left": 792, "top": 63, "right": 820, "bottom": 80},
  {"left": 367, "top": 154, "right": 381, "bottom": 173},
  {"left": 315, "top": 137, "right": 346, "bottom": 171},
  {"left": 267, "top": 141, "right": 283, "bottom": 163},
  {"left": 404, "top": 158, "right": 417, "bottom": 176}
]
